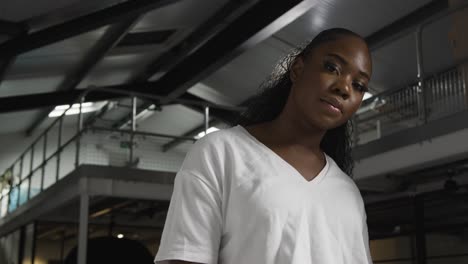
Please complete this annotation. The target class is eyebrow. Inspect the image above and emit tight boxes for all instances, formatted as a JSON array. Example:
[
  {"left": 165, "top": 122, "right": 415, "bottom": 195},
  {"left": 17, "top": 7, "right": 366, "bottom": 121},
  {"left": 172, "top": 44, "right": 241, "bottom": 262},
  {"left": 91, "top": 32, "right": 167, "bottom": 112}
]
[{"left": 326, "top": 53, "right": 370, "bottom": 81}]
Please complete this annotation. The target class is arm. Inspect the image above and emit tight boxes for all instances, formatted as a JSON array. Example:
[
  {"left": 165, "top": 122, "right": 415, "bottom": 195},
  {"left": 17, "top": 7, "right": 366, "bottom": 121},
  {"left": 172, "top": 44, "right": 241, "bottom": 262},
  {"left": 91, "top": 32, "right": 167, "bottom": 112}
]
[{"left": 155, "top": 135, "right": 224, "bottom": 264}]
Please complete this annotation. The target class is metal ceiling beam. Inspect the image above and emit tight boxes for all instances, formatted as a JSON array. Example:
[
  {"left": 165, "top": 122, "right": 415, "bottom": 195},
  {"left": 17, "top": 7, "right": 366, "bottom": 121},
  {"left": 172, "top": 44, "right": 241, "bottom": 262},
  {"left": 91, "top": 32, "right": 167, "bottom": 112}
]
[
  {"left": 0, "top": 0, "right": 180, "bottom": 57},
  {"left": 0, "top": 82, "right": 244, "bottom": 114},
  {"left": 110, "top": 0, "right": 316, "bottom": 128},
  {"left": 0, "top": 21, "right": 27, "bottom": 87},
  {"left": 0, "top": 82, "right": 155, "bottom": 113},
  {"left": 25, "top": 16, "right": 141, "bottom": 136},
  {"left": 152, "top": 0, "right": 316, "bottom": 102},
  {"left": 366, "top": 0, "right": 448, "bottom": 50},
  {"left": 117, "top": 30, "right": 176, "bottom": 47},
  {"left": 107, "top": 0, "right": 256, "bottom": 129},
  {"left": 0, "top": 20, "right": 27, "bottom": 36}
]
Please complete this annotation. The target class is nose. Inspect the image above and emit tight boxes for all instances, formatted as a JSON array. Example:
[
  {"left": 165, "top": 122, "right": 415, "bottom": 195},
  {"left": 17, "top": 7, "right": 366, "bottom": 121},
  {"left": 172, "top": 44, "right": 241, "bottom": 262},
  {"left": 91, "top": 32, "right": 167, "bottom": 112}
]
[{"left": 332, "top": 77, "right": 351, "bottom": 100}]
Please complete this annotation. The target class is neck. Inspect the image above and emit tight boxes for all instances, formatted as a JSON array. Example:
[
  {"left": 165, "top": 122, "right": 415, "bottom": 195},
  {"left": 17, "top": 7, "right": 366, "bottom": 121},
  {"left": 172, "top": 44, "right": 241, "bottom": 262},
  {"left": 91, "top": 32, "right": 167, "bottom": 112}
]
[{"left": 266, "top": 108, "right": 327, "bottom": 152}]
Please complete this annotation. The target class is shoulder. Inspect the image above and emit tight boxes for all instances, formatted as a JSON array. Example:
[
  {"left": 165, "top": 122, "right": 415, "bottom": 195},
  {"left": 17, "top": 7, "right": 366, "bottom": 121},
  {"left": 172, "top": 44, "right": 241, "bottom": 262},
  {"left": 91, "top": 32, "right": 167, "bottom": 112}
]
[
  {"left": 179, "top": 126, "right": 244, "bottom": 182},
  {"left": 185, "top": 126, "right": 242, "bottom": 158}
]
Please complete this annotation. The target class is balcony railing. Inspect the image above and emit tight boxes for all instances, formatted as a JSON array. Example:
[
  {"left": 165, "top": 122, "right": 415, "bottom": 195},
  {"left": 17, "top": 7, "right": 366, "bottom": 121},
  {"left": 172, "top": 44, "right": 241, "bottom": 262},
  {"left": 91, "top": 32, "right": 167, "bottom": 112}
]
[
  {"left": 354, "top": 65, "right": 467, "bottom": 145},
  {"left": 0, "top": 87, "right": 242, "bottom": 218}
]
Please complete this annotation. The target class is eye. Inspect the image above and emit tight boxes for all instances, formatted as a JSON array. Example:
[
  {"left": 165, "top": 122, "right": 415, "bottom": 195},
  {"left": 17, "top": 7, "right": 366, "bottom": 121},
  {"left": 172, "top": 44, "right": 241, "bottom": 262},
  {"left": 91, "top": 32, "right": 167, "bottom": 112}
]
[
  {"left": 353, "top": 82, "right": 368, "bottom": 93},
  {"left": 324, "top": 61, "right": 340, "bottom": 75}
]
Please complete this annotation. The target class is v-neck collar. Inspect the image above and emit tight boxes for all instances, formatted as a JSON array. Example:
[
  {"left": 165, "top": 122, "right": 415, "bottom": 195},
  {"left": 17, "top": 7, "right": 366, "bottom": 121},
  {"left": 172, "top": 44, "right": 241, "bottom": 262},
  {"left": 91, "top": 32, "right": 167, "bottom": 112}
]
[{"left": 237, "top": 125, "right": 330, "bottom": 185}]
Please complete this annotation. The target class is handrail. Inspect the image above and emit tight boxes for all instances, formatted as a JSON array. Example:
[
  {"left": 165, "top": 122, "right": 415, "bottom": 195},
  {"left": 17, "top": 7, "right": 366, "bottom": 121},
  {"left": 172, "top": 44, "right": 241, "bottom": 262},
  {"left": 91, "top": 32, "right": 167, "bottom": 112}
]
[{"left": 0, "top": 88, "right": 243, "bottom": 217}]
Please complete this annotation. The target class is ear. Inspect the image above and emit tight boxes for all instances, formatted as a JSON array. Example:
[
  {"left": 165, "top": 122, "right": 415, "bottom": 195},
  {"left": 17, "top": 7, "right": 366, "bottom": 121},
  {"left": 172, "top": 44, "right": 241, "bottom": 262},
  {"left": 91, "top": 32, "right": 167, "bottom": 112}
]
[{"left": 290, "top": 57, "right": 305, "bottom": 84}]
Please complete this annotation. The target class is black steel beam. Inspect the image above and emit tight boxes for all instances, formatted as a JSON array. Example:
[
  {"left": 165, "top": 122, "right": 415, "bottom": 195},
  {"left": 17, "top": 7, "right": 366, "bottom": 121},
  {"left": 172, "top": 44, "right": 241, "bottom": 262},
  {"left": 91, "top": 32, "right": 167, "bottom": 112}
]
[
  {"left": 0, "top": 20, "right": 27, "bottom": 37},
  {"left": 0, "top": 0, "right": 180, "bottom": 57},
  {"left": 0, "top": 81, "right": 245, "bottom": 114},
  {"left": 366, "top": 0, "right": 448, "bottom": 50},
  {"left": 413, "top": 196, "right": 427, "bottom": 264},
  {"left": 128, "top": 0, "right": 255, "bottom": 83},
  {"left": 25, "top": 17, "right": 141, "bottom": 136},
  {"left": 0, "top": 57, "right": 16, "bottom": 83},
  {"left": 153, "top": 0, "right": 315, "bottom": 102},
  {"left": 108, "top": 0, "right": 255, "bottom": 128},
  {"left": 0, "top": 21, "right": 27, "bottom": 86},
  {"left": 110, "top": 0, "right": 314, "bottom": 128},
  {"left": 0, "top": 82, "right": 157, "bottom": 113},
  {"left": 117, "top": 30, "right": 176, "bottom": 47}
]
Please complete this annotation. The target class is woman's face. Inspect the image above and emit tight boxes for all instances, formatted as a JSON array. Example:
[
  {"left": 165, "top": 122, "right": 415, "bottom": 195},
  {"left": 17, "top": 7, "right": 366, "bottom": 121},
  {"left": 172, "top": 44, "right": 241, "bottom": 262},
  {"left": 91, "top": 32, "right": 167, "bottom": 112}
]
[{"left": 289, "top": 35, "right": 372, "bottom": 130}]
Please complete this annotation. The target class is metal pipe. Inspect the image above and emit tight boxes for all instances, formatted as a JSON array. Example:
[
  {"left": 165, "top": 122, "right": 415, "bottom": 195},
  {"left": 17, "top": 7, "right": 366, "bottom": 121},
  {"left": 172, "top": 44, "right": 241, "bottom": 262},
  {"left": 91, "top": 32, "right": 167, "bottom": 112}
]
[
  {"left": 75, "top": 97, "right": 85, "bottom": 168},
  {"left": 129, "top": 96, "right": 137, "bottom": 166},
  {"left": 15, "top": 164, "right": 20, "bottom": 210},
  {"left": 77, "top": 191, "right": 89, "bottom": 264},
  {"left": 376, "top": 119, "right": 381, "bottom": 139},
  {"left": 415, "top": 27, "right": 427, "bottom": 124},
  {"left": 413, "top": 196, "right": 427, "bottom": 264},
  {"left": 90, "top": 126, "right": 197, "bottom": 142},
  {"left": 56, "top": 118, "right": 63, "bottom": 181},
  {"left": 41, "top": 133, "right": 47, "bottom": 191},
  {"left": 27, "top": 144, "right": 34, "bottom": 200},
  {"left": 204, "top": 106, "right": 209, "bottom": 135},
  {"left": 462, "top": 66, "right": 468, "bottom": 109},
  {"left": 6, "top": 166, "right": 13, "bottom": 214}
]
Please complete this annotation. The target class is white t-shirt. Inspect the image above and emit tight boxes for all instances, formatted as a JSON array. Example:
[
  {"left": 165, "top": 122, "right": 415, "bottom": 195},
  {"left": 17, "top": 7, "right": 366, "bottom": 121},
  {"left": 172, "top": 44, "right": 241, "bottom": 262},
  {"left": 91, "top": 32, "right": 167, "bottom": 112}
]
[{"left": 155, "top": 125, "right": 372, "bottom": 264}]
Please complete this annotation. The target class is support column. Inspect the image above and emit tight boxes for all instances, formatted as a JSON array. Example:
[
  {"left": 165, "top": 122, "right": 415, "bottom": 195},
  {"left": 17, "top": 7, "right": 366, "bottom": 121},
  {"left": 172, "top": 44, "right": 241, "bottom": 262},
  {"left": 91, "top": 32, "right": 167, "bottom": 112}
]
[
  {"left": 413, "top": 196, "right": 427, "bottom": 264},
  {"left": 77, "top": 191, "right": 89, "bottom": 264},
  {"left": 204, "top": 106, "right": 210, "bottom": 135},
  {"left": 415, "top": 27, "right": 428, "bottom": 124}
]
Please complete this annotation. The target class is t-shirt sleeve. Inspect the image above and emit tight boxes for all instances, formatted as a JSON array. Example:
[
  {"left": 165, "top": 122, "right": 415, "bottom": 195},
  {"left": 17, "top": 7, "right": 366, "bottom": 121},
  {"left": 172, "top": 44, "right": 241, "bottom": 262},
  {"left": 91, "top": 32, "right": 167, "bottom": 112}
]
[{"left": 155, "top": 136, "right": 224, "bottom": 264}]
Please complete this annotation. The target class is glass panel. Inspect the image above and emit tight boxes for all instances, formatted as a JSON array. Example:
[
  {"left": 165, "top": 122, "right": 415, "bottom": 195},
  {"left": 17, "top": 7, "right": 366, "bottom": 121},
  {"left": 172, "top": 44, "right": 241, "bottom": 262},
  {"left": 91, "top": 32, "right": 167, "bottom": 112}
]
[
  {"left": 59, "top": 141, "right": 76, "bottom": 179},
  {"left": 33, "top": 137, "right": 45, "bottom": 170},
  {"left": 22, "top": 150, "right": 32, "bottom": 180},
  {"left": 18, "top": 178, "right": 30, "bottom": 206},
  {"left": 0, "top": 196, "right": 6, "bottom": 217},
  {"left": 29, "top": 169, "right": 42, "bottom": 199},
  {"left": 12, "top": 160, "right": 21, "bottom": 186},
  {"left": 43, "top": 156, "right": 57, "bottom": 190},
  {"left": 8, "top": 186, "right": 19, "bottom": 213}
]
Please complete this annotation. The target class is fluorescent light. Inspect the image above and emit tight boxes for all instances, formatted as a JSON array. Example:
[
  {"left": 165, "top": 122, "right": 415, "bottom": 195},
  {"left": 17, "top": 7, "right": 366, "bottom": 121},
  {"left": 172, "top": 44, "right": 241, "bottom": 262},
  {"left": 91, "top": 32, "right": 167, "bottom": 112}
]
[
  {"left": 49, "top": 102, "right": 105, "bottom": 118},
  {"left": 55, "top": 105, "right": 71, "bottom": 110},
  {"left": 117, "top": 234, "right": 124, "bottom": 239},
  {"left": 363, "top": 92, "right": 373, "bottom": 101},
  {"left": 195, "top": 127, "right": 220, "bottom": 139}
]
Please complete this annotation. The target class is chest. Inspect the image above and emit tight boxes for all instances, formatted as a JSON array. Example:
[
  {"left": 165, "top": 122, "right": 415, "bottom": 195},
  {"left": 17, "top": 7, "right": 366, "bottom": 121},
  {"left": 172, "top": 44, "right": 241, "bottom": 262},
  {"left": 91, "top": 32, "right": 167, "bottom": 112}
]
[{"left": 223, "top": 168, "right": 362, "bottom": 235}]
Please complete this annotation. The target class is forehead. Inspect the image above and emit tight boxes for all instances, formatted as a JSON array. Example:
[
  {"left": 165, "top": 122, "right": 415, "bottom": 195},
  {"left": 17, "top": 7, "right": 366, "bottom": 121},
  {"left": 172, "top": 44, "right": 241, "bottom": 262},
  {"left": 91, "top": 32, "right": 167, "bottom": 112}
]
[{"left": 311, "top": 36, "right": 372, "bottom": 75}]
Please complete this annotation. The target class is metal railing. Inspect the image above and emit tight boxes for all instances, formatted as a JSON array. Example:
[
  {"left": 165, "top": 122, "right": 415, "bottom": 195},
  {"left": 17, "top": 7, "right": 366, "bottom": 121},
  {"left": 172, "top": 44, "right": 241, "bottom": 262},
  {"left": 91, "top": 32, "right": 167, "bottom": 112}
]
[
  {"left": 354, "top": 65, "right": 467, "bottom": 145},
  {"left": 0, "top": 88, "right": 243, "bottom": 218},
  {"left": 353, "top": 1, "right": 468, "bottom": 145}
]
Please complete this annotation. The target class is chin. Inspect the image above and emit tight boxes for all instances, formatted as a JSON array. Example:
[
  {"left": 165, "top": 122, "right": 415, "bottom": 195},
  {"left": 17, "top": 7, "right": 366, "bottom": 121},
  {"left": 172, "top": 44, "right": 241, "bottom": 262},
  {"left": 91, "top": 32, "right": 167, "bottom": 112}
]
[{"left": 309, "top": 116, "right": 347, "bottom": 131}]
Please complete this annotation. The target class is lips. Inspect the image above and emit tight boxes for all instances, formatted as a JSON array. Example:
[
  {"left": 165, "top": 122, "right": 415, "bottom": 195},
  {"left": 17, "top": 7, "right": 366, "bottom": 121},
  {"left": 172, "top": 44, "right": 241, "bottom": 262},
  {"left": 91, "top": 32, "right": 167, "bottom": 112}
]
[{"left": 320, "top": 97, "right": 343, "bottom": 113}]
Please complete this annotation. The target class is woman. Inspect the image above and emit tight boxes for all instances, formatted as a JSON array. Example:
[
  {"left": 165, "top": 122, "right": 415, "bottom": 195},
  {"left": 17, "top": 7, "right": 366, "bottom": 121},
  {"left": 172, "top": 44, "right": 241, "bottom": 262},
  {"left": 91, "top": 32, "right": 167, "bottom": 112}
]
[{"left": 155, "top": 28, "right": 373, "bottom": 264}]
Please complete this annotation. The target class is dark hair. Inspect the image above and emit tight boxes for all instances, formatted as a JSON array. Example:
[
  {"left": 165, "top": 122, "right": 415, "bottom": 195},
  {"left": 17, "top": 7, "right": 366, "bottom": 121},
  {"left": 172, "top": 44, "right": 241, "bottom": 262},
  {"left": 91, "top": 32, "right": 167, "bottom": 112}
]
[{"left": 237, "top": 28, "right": 367, "bottom": 177}]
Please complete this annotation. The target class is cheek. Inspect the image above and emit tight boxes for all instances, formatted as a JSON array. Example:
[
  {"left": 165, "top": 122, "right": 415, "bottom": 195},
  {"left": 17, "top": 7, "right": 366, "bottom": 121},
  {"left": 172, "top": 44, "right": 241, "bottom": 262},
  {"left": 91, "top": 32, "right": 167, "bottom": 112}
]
[
  {"left": 295, "top": 72, "right": 331, "bottom": 96},
  {"left": 346, "top": 96, "right": 364, "bottom": 115}
]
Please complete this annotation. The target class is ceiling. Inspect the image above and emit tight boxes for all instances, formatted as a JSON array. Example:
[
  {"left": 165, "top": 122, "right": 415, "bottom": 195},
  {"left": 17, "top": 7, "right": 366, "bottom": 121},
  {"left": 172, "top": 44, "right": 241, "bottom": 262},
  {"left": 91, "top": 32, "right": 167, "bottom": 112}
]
[{"left": 0, "top": 0, "right": 461, "bottom": 157}]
